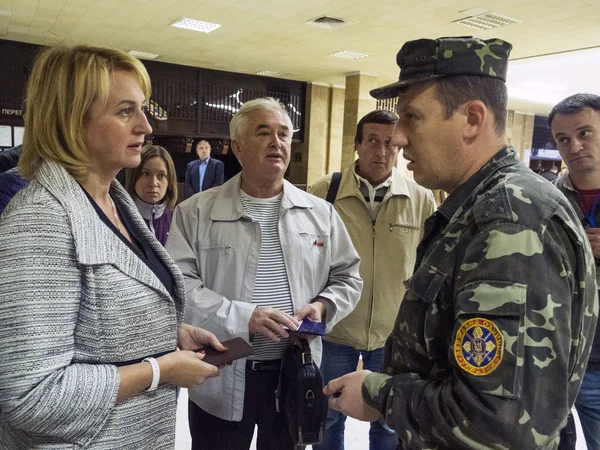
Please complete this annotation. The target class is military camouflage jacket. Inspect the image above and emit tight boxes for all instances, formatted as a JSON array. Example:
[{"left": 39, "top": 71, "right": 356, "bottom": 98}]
[{"left": 362, "top": 147, "right": 598, "bottom": 449}]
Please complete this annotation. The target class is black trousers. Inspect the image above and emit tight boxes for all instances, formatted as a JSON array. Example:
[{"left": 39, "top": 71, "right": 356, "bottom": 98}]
[
  {"left": 558, "top": 412, "right": 577, "bottom": 450},
  {"left": 189, "top": 363, "right": 297, "bottom": 450}
]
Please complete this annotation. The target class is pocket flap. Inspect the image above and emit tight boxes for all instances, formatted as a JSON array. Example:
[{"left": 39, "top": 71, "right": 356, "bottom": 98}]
[{"left": 405, "top": 263, "right": 446, "bottom": 304}]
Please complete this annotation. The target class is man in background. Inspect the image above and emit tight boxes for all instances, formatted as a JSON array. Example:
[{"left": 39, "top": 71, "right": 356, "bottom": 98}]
[
  {"left": 184, "top": 140, "right": 224, "bottom": 197},
  {"left": 309, "top": 109, "right": 435, "bottom": 450},
  {"left": 550, "top": 93, "right": 600, "bottom": 450}
]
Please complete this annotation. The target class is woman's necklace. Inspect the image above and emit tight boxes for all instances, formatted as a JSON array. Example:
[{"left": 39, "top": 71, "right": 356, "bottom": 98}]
[{"left": 109, "top": 196, "right": 123, "bottom": 234}]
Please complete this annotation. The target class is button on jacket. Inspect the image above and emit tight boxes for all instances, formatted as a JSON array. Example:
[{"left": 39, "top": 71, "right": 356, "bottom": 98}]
[
  {"left": 363, "top": 147, "right": 598, "bottom": 449},
  {"left": 309, "top": 166, "right": 435, "bottom": 351},
  {"left": 166, "top": 173, "right": 362, "bottom": 422}
]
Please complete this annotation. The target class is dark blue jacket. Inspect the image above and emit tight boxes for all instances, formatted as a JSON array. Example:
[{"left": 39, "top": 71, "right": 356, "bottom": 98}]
[
  {"left": 0, "top": 168, "right": 28, "bottom": 216},
  {"left": 184, "top": 158, "right": 224, "bottom": 198},
  {"left": 0, "top": 145, "right": 22, "bottom": 173}
]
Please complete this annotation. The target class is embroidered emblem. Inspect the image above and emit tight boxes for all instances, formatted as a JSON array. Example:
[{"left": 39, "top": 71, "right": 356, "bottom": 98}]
[{"left": 454, "top": 317, "right": 503, "bottom": 376}]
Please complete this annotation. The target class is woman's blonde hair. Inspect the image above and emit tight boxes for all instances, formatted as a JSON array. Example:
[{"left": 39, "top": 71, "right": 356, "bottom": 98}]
[
  {"left": 124, "top": 145, "right": 178, "bottom": 210},
  {"left": 18, "top": 45, "right": 151, "bottom": 180}
]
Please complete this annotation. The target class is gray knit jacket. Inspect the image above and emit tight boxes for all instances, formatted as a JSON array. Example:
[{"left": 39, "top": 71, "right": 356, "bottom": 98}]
[{"left": 0, "top": 160, "right": 185, "bottom": 449}]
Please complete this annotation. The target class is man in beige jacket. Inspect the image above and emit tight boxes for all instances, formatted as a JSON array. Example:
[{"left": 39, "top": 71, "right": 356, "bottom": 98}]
[{"left": 309, "top": 109, "right": 435, "bottom": 450}]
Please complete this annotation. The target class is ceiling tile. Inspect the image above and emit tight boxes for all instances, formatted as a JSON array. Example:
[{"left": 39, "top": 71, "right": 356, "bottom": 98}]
[{"left": 1, "top": 0, "right": 599, "bottom": 115}]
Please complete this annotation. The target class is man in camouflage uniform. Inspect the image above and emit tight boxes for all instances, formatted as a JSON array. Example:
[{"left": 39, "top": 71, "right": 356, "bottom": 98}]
[
  {"left": 324, "top": 36, "right": 598, "bottom": 449},
  {"left": 550, "top": 93, "right": 600, "bottom": 450}
]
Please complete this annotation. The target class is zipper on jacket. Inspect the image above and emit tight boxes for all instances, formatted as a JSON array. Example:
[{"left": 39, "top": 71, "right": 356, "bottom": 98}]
[
  {"left": 366, "top": 219, "right": 376, "bottom": 350},
  {"left": 389, "top": 223, "right": 420, "bottom": 233}
]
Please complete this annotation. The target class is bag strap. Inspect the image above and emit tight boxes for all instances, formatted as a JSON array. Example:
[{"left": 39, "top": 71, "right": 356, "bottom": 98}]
[{"left": 325, "top": 172, "right": 342, "bottom": 205}]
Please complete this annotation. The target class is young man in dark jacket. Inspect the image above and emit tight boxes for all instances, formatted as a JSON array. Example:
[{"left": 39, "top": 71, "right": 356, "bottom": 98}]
[
  {"left": 550, "top": 93, "right": 600, "bottom": 450},
  {"left": 0, "top": 145, "right": 27, "bottom": 215},
  {"left": 0, "top": 145, "right": 21, "bottom": 173}
]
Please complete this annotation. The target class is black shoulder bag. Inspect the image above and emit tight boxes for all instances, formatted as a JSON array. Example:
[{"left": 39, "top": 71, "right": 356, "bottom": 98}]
[{"left": 275, "top": 338, "right": 328, "bottom": 446}]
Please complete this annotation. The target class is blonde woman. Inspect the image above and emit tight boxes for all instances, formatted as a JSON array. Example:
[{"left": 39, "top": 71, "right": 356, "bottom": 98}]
[
  {"left": 125, "top": 145, "right": 178, "bottom": 246},
  {"left": 0, "top": 46, "right": 224, "bottom": 448}
]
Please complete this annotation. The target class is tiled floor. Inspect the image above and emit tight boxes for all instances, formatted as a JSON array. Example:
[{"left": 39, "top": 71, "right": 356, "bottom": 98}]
[
  {"left": 176, "top": 389, "right": 588, "bottom": 450},
  {"left": 175, "top": 389, "right": 370, "bottom": 450}
]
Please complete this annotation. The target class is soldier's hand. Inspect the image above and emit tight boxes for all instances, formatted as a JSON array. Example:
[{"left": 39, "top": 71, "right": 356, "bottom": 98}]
[
  {"left": 249, "top": 306, "right": 300, "bottom": 342},
  {"left": 324, "top": 370, "right": 380, "bottom": 422},
  {"left": 586, "top": 228, "right": 600, "bottom": 258}
]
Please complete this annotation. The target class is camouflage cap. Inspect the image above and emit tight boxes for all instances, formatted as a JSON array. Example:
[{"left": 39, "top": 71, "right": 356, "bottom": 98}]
[{"left": 370, "top": 36, "right": 513, "bottom": 99}]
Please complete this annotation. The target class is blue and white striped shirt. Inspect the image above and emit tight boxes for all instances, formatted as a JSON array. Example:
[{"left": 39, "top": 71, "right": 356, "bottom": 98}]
[{"left": 240, "top": 190, "right": 294, "bottom": 360}]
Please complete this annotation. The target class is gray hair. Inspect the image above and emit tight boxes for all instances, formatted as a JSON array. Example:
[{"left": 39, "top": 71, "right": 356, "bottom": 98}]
[{"left": 229, "top": 97, "right": 292, "bottom": 141}]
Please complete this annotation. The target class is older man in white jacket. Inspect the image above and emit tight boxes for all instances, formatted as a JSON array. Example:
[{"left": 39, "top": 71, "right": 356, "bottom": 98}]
[{"left": 166, "top": 97, "right": 362, "bottom": 450}]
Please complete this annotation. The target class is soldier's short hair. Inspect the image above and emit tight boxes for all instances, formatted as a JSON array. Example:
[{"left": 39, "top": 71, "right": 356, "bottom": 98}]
[
  {"left": 433, "top": 76, "right": 508, "bottom": 136},
  {"left": 548, "top": 93, "right": 600, "bottom": 128},
  {"left": 354, "top": 110, "right": 399, "bottom": 147}
]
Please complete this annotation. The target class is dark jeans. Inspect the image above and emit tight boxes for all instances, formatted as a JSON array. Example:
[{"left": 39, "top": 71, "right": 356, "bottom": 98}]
[
  {"left": 558, "top": 413, "right": 576, "bottom": 450},
  {"left": 313, "top": 340, "right": 398, "bottom": 450},
  {"left": 189, "top": 362, "right": 297, "bottom": 450},
  {"left": 575, "top": 370, "right": 600, "bottom": 449}
]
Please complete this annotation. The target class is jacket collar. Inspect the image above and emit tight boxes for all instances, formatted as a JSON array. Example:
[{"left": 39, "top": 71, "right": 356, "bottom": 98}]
[
  {"left": 555, "top": 170, "right": 576, "bottom": 192},
  {"left": 554, "top": 170, "right": 590, "bottom": 224},
  {"left": 438, "top": 146, "right": 518, "bottom": 222},
  {"left": 210, "top": 172, "right": 313, "bottom": 221},
  {"left": 336, "top": 164, "right": 412, "bottom": 201},
  {"left": 134, "top": 196, "right": 167, "bottom": 221},
  {"left": 35, "top": 161, "right": 184, "bottom": 303}
]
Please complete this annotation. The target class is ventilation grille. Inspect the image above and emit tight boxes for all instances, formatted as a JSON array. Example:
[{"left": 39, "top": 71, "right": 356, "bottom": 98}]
[
  {"left": 454, "top": 12, "right": 520, "bottom": 30},
  {"left": 305, "top": 16, "right": 352, "bottom": 30}
]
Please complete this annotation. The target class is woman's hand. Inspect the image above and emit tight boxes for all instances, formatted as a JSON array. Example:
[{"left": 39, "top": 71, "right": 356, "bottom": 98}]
[
  {"left": 178, "top": 323, "right": 227, "bottom": 352},
  {"left": 157, "top": 350, "right": 220, "bottom": 388}
]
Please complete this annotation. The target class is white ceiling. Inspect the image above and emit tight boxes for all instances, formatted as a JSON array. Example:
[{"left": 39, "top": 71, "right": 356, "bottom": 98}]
[{"left": 1, "top": 0, "right": 600, "bottom": 115}]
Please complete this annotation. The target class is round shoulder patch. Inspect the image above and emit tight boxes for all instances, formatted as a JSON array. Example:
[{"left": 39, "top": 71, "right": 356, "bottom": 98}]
[{"left": 454, "top": 317, "right": 503, "bottom": 376}]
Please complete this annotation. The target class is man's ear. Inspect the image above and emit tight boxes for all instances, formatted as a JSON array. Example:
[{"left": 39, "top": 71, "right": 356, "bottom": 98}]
[
  {"left": 231, "top": 140, "right": 242, "bottom": 161},
  {"left": 462, "top": 100, "right": 487, "bottom": 140}
]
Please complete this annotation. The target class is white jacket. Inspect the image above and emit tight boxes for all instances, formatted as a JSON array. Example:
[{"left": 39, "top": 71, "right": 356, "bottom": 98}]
[{"left": 166, "top": 174, "right": 362, "bottom": 421}]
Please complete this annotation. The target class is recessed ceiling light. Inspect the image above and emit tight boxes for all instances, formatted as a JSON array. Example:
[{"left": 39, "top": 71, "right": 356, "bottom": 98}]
[
  {"left": 331, "top": 50, "right": 369, "bottom": 60},
  {"left": 454, "top": 12, "right": 520, "bottom": 30},
  {"left": 256, "top": 70, "right": 286, "bottom": 77},
  {"left": 171, "top": 17, "right": 221, "bottom": 33},
  {"left": 128, "top": 50, "right": 159, "bottom": 60}
]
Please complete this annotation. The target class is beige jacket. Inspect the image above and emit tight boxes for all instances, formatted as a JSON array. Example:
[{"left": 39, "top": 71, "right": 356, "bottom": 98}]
[{"left": 309, "top": 166, "right": 435, "bottom": 350}]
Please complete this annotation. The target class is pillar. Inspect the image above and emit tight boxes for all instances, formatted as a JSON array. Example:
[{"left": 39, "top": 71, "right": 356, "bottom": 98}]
[{"left": 341, "top": 72, "right": 378, "bottom": 169}]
